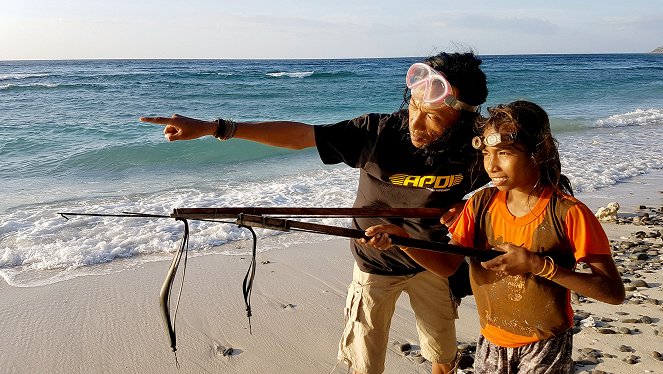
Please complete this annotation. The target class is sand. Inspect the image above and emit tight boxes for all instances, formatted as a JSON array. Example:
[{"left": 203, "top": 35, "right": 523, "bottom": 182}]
[{"left": 1, "top": 170, "right": 661, "bottom": 374}]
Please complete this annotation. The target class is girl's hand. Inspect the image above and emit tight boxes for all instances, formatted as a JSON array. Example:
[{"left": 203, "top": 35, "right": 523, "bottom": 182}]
[
  {"left": 359, "top": 224, "right": 410, "bottom": 250},
  {"left": 480, "top": 243, "right": 544, "bottom": 276}
]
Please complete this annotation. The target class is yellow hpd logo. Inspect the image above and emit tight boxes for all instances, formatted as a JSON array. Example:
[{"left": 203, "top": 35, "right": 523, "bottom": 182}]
[{"left": 389, "top": 173, "right": 464, "bottom": 189}]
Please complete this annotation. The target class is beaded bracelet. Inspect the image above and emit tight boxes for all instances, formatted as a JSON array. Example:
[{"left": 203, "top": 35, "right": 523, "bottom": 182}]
[{"left": 214, "top": 118, "right": 237, "bottom": 141}]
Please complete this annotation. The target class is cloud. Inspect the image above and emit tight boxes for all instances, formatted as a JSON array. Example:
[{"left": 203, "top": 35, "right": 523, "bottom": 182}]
[
  {"left": 604, "top": 14, "right": 663, "bottom": 31},
  {"left": 429, "top": 12, "right": 560, "bottom": 36}
]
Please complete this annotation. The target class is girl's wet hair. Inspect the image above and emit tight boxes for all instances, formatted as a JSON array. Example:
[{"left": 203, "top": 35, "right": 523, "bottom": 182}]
[{"left": 475, "top": 100, "right": 574, "bottom": 196}]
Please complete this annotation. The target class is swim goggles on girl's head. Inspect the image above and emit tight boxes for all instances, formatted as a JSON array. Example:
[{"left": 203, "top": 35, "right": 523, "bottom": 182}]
[
  {"left": 472, "top": 132, "right": 517, "bottom": 149},
  {"left": 406, "top": 63, "right": 479, "bottom": 112}
]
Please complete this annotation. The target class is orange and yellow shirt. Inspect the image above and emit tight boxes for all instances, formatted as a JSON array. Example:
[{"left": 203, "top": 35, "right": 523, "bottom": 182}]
[{"left": 451, "top": 186, "right": 611, "bottom": 347}]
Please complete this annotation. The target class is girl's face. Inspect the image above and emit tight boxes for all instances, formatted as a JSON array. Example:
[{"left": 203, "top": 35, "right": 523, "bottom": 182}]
[{"left": 481, "top": 127, "right": 539, "bottom": 194}]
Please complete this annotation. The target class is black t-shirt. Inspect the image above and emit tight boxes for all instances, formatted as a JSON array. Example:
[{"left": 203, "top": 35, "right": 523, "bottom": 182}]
[{"left": 314, "top": 110, "right": 489, "bottom": 275}]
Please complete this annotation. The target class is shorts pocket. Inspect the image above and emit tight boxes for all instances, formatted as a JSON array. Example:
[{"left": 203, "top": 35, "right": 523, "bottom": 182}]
[{"left": 342, "top": 282, "right": 364, "bottom": 345}]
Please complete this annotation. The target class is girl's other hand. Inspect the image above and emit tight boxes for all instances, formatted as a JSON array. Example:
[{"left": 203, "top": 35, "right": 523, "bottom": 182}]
[{"left": 480, "top": 243, "right": 544, "bottom": 276}]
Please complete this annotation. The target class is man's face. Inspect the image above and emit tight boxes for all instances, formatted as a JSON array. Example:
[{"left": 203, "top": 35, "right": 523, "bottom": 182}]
[{"left": 407, "top": 96, "right": 462, "bottom": 149}]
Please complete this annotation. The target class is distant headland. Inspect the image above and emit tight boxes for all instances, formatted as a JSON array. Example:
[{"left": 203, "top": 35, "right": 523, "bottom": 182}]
[{"left": 651, "top": 46, "right": 663, "bottom": 53}]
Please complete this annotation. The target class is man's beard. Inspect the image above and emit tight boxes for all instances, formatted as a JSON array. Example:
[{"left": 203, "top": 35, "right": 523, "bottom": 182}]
[{"left": 404, "top": 127, "right": 453, "bottom": 156}]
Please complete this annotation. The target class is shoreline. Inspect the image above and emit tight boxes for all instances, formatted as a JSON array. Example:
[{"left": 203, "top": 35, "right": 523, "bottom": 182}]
[{"left": 1, "top": 170, "right": 662, "bottom": 373}]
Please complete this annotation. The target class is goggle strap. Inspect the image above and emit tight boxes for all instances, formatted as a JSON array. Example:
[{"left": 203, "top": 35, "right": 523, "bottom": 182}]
[{"left": 444, "top": 96, "right": 479, "bottom": 113}]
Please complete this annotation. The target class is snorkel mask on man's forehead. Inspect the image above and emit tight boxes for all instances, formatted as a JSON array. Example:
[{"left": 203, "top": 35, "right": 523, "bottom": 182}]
[{"left": 406, "top": 63, "right": 479, "bottom": 112}]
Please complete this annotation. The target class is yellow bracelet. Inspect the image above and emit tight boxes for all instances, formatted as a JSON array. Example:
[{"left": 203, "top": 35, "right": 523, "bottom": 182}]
[
  {"left": 545, "top": 262, "right": 559, "bottom": 280},
  {"left": 534, "top": 256, "right": 550, "bottom": 276},
  {"left": 538, "top": 256, "right": 558, "bottom": 280}
]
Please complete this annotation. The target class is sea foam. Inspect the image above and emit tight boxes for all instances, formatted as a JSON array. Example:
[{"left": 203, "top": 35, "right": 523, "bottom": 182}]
[{"left": 593, "top": 108, "right": 663, "bottom": 127}]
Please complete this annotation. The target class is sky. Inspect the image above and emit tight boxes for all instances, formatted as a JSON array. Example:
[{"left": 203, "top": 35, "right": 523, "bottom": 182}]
[{"left": 1, "top": 0, "right": 662, "bottom": 60}]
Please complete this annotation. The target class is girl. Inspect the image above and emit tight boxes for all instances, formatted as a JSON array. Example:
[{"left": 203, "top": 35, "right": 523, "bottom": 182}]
[{"left": 363, "top": 100, "right": 625, "bottom": 373}]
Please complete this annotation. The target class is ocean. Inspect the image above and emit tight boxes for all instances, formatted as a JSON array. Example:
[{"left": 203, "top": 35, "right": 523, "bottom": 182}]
[{"left": 1, "top": 54, "right": 662, "bottom": 286}]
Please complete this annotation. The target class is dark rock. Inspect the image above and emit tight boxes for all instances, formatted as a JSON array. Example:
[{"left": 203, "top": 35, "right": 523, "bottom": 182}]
[
  {"left": 631, "top": 279, "right": 649, "bottom": 288},
  {"left": 598, "top": 328, "right": 616, "bottom": 334},
  {"left": 623, "top": 355, "right": 639, "bottom": 364},
  {"left": 457, "top": 354, "right": 474, "bottom": 369},
  {"left": 574, "top": 359, "right": 597, "bottom": 366},
  {"left": 579, "top": 347, "right": 596, "bottom": 355},
  {"left": 583, "top": 356, "right": 600, "bottom": 364},
  {"left": 575, "top": 311, "right": 591, "bottom": 320},
  {"left": 395, "top": 342, "right": 411, "bottom": 352},
  {"left": 619, "top": 345, "right": 632, "bottom": 352},
  {"left": 621, "top": 318, "right": 640, "bottom": 323},
  {"left": 413, "top": 356, "right": 427, "bottom": 364},
  {"left": 639, "top": 315, "right": 653, "bottom": 324},
  {"left": 617, "top": 327, "right": 631, "bottom": 334},
  {"left": 652, "top": 351, "right": 662, "bottom": 360}
]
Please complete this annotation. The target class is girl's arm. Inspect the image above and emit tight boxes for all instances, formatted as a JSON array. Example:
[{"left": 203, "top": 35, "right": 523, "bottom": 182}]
[
  {"left": 482, "top": 244, "right": 625, "bottom": 305},
  {"left": 547, "top": 253, "right": 625, "bottom": 305},
  {"left": 362, "top": 225, "right": 465, "bottom": 278}
]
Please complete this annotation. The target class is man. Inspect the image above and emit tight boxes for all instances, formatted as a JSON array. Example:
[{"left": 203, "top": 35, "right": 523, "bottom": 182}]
[{"left": 141, "top": 51, "right": 488, "bottom": 374}]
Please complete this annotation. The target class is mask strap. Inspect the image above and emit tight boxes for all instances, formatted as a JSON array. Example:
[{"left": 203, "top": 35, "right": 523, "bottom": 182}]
[{"left": 444, "top": 96, "right": 479, "bottom": 112}]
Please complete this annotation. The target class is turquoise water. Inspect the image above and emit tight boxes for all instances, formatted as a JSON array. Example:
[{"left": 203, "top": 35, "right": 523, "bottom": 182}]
[{"left": 1, "top": 55, "right": 662, "bottom": 285}]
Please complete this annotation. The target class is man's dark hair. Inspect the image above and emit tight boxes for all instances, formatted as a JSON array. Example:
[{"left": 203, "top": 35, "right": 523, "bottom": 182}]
[
  {"left": 400, "top": 51, "right": 489, "bottom": 157},
  {"left": 424, "top": 52, "right": 488, "bottom": 107}
]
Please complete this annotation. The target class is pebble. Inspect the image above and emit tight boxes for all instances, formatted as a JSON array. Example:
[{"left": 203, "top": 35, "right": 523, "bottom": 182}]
[
  {"left": 617, "top": 327, "right": 631, "bottom": 334},
  {"left": 598, "top": 328, "right": 616, "bottom": 334},
  {"left": 392, "top": 341, "right": 411, "bottom": 353},
  {"left": 413, "top": 356, "right": 427, "bottom": 364},
  {"left": 623, "top": 355, "right": 640, "bottom": 364},
  {"left": 575, "top": 311, "right": 591, "bottom": 320},
  {"left": 640, "top": 315, "right": 653, "bottom": 324},
  {"left": 457, "top": 343, "right": 474, "bottom": 353},
  {"left": 652, "top": 351, "right": 662, "bottom": 360},
  {"left": 457, "top": 354, "right": 474, "bottom": 370},
  {"left": 580, "top": 356, "right": 600, "bottom": 365},
  {"left": 631, "top": 279, "right": 649, "bottom": 288},
  {"left": 619, "top": 345, "right": 633, "bottom": 352}
]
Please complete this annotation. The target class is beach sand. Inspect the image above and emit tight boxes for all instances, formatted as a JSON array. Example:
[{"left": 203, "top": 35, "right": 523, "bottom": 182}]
[{"left": 1, "top": 170, "right": 661, "bottom": 374}]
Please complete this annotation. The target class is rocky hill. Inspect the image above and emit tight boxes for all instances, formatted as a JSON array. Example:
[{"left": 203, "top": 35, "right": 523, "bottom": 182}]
[{"left": 651, "top": 46, "right": 663, "bottom": 53}]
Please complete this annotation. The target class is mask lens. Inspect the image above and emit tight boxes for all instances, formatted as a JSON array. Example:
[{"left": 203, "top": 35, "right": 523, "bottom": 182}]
[
  {"left": 406, "top": 64, "right": 431, "bottom": 89},
  {"left": 425, "top": 77, "right": 449, "bottom": 102}
]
